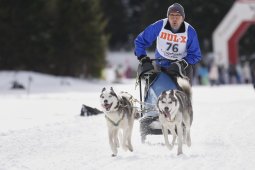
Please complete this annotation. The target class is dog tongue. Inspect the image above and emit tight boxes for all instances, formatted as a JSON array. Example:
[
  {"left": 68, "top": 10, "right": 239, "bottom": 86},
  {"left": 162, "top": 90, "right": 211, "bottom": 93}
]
[
  {"left": 168, "top": 114, "right": 171, "bottom": 120},
  {"left": 164, "top": 112, "right": 171, "bottom": 119},
  {"left": 104, "top": 103, "right": 112, "bottom": 111}
]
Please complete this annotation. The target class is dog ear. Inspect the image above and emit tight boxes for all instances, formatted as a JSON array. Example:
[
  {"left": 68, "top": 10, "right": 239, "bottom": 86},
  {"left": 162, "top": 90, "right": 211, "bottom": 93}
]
[
  {"left": 170, "top": 89, "right": 174, "bottom": 96},
  {"left": 110, "top": 87, "right": 116, "bottom": 94},
  {"left": 175, "top": 90, "right": 186, "bottom": 107},
  {"left": 101, "top": 87, "right": 106, "bottom": 93},
  {"left": 110, "top": 87, "right": 118, "bottom": 98},
  {"left": 157, "top": 91, "right": 165, "bottom": 112},
  {"left": 158, "top": 91, "right": 167, "bottom": 101},
  {"left": 162, "top": 91, "right": 167, "bottom": 97},
  {"left": 156, "top": 97, "right": 160, "bottom": 111}
]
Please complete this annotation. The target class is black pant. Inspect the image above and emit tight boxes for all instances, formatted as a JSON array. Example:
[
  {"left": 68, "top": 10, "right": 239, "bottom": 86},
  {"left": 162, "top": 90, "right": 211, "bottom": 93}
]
[{"left": 159, "top": 64, "right": 194, "bottom": 85}]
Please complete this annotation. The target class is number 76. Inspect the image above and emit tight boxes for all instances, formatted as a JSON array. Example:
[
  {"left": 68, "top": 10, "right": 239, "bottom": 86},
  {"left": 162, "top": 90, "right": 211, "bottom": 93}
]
[{"left": 166, "top": 42, "right": 178, "bottom": 52}]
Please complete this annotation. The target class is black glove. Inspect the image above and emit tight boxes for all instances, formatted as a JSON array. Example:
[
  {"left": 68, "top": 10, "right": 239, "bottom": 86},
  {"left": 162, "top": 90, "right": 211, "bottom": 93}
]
[
  {"left": 139, "top": 56, "right": 152, "bottom": 64},
  {"left": 138, "top": 56, "right": 154, "bottom": 77},
  {"left": 176, "top": 59, "right": 188, "bottom": 69},
  {"left": 166, "top": 59, "right": 188, "bottom": 78}
]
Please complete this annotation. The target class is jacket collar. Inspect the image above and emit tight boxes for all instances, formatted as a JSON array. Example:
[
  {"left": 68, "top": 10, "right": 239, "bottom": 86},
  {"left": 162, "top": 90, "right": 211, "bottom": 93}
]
[{"left": 164, "top": 20, "right": 185, "bottom": 33}]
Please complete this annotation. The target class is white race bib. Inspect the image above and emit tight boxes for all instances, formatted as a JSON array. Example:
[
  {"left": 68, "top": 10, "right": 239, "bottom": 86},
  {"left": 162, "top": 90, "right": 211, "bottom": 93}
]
[{"left": 156, "top": 19, "right": 188, "bottom": 60}]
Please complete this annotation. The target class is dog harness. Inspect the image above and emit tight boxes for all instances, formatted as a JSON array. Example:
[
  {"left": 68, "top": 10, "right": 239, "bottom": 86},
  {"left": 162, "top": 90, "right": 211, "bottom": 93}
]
[{"left": 105, "top": 113, "right": 125, "bottom": 126}]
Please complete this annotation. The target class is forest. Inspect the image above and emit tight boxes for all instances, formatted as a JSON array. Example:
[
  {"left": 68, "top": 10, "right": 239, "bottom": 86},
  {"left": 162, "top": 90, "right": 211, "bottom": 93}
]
[{"left": 0, "top": 0, "right": 254, "bottom": 78}]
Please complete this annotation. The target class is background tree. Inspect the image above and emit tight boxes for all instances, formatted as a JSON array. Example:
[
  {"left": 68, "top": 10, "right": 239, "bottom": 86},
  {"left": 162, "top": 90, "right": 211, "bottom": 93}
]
[
  {"left": 0, "top": 0, "right": 254, "bottom": 78},
  {"left": 101, "top": 0, "right": 129, "bottom": 50},
  {"left": 0, "top": 0, "right": 106, "bottom": 78},
  {"left": 47, "top": 0, "right": 106, "bottom": 77},
  {"left": 0, "top": 0, "right": 49, "bottom": 70}
]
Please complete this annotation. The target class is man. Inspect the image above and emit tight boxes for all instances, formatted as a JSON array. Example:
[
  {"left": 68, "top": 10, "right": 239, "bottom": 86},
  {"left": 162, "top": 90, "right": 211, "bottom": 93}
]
[{"left": 134, "top": 3, "right": 201, "bottom": 84}]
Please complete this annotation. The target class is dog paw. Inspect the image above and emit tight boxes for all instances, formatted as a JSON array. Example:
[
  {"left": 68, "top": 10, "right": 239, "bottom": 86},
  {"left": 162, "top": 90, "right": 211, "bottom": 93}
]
[
  {"left": 166, "top": 144, "right": 173, "bottom": 150},
  {"left": 111, "top": 154, "right": 117, "bottom": 157},
  {"left": 128, "top": 145, "right": 133, "bottom": 152},
  {"left": 112, "top": 149, "right": 118, "bottom": 156},
  {"left": 177, "top": 151, "right": 183, "bottom": 156},
  {"left": 186, "top": 137, "right": 191, "bottom": 147},
  {"left": 187, "top": 142, "right": 191, "bottom": 147},
  {"left": 122, "top": 145, "right": 128, "bottom": 151},
  {"left": 177, "top": 148, "right": 183, "bottom": 155}
]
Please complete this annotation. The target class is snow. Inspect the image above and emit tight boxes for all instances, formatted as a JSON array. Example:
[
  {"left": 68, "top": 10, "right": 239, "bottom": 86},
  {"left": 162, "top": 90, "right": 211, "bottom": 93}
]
[{"left": 1, "top": 71, "right": 255, "bottom": 170}]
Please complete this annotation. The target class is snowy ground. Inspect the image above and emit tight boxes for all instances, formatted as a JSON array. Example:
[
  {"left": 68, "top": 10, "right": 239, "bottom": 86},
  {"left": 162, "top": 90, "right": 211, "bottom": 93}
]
[{"left": 0, "top": 71, "right": 255, "bottom": 170}]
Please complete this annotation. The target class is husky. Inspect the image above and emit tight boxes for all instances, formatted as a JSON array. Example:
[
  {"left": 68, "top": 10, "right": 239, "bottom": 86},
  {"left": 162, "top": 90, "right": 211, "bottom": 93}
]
[
  {"left": 100, "top": 87, "right": 138, "bottom": 157},
  {"left": 157, "top": 77, "right": 193, "bottom": 155}
]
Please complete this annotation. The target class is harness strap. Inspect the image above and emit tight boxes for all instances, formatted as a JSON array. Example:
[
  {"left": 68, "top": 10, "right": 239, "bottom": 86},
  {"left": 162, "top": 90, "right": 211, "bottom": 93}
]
[
  {"left": 105, "top": 113, "right": 125, "bottom": 126},
  {"left": 131, "top": 98, "right": 155, "bottom": 106},
  {"left": 108, "top": 93, "right": 158, "bottom": 116},
  {"left": 129, "top": 98, "right": 158, "bottom": 113}
]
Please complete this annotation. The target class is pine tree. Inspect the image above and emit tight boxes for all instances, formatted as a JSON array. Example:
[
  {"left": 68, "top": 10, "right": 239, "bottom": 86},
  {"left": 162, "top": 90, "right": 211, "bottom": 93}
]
[
  {"left": 0, "top": 0, "right": 49, "bottom": 70},
  {"left": 47, "top": 0, "right": 107, "bottom": 77},
  {"left": 101, "top": 0, "right": 129, "bottom": 50},
  {"left": 0, "top": 0, "right": 107, "bottom": 78}
]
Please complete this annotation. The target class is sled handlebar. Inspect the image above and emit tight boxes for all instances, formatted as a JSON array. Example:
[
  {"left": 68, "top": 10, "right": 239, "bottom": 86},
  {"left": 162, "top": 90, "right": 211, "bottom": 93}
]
[{"left": 150, "top": 58, "right": 180, "bottom": 62}]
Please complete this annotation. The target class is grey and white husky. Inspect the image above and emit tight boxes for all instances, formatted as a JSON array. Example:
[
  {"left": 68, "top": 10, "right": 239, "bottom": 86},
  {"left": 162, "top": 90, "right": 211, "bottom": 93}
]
[
  {"left": 100, "top": 87, "right": 138, "bottom": 157},
  {"left": 157, "top": 77, "right": 193, "bottom": 155}
]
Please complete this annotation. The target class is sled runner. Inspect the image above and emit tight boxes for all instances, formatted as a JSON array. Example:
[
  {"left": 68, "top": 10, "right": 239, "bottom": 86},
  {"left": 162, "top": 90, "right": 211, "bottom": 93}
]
[{"left": 137, "top": 59, "right": 179, "bottom": 143}]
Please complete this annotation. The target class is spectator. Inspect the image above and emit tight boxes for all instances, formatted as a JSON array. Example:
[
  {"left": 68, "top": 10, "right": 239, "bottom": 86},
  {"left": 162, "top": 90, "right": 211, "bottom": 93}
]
[{"left": 209, "top": 62, "right": 219, "bottom": 86}]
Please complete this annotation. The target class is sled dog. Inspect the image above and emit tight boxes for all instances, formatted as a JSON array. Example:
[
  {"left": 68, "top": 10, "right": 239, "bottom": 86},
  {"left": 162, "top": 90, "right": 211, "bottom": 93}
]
[
  {"left": 157, "top": 77, "right": 193, "bottom": 155},
  {"left": 100, "top": 87, "right": 138, "bottom": 157}
]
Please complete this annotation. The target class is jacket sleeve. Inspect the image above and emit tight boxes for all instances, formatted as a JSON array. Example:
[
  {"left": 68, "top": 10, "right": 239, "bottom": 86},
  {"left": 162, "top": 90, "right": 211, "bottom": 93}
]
[
  {"left": 184, "top": 26, "right": 202, "bottom": 65},
  {"left": 134, "top": 20, "right": 163, "bottom": 59}
]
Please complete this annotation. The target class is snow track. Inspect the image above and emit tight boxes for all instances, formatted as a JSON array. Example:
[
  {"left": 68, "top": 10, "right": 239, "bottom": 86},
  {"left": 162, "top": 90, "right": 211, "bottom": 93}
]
[{"left": 1, "top": 72, "right": 255, "bottom": 170}]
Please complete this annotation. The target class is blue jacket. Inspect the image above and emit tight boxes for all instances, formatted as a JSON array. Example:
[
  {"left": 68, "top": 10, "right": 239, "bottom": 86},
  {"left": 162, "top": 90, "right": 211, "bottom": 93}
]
[{"left": 134, "top": 19, "right": 201, "bottom": 67}]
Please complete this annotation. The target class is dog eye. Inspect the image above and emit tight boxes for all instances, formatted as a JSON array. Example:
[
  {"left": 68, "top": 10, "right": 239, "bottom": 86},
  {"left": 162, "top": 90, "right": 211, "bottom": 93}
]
[
  {"left": 168, "top": 101, "right": 172, "bottom": 104},
  {"left": 161, "top": 101, "right": 166, "bottom": 104}
]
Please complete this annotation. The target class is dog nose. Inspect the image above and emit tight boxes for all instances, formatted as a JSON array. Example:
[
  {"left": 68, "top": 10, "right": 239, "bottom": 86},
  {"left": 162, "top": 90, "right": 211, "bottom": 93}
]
[
  {"left": 164, "top": 107, "right": 169, "bottom": 111},
  {"left": 104, "top": 100, "right": 108, "bottom": 104}
]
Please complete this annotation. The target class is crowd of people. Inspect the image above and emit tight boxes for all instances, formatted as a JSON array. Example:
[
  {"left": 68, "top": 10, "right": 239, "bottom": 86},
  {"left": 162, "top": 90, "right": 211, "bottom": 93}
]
[
  {"left": 193, "top": 52, "right": 255, "bottom": 88},
  {"left": 194, "top": 60, "right": 254, "bottom": 86},
  {"left": 110, "top": 59, "right": 255, "bottom": 88}
]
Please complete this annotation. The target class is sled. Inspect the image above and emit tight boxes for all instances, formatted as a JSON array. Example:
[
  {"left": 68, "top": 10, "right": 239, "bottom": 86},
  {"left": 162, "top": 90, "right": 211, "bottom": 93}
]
[
  {"left": 137, "top": 60, "right": 178, "bottom": 143},
  {"left": 80, "top": 104, "right": 103, "bottom": 116}
]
